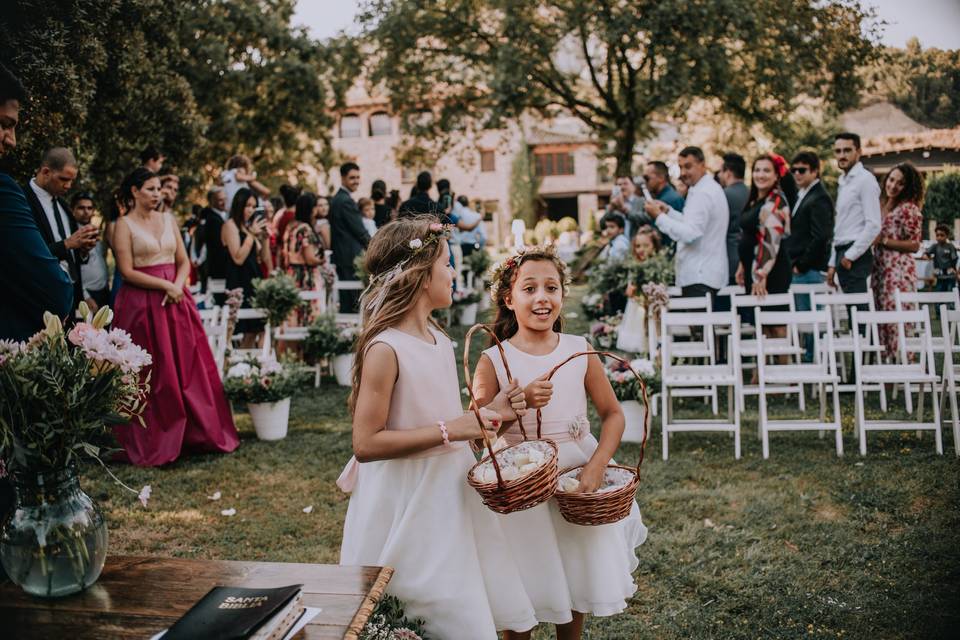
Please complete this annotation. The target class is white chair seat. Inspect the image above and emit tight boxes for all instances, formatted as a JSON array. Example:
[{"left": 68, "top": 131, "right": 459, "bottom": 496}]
[
  {"left": 275, "top": 327, "right": 309, "bottom": 341},
  {"left": 664, "top": 365, "right": 736, "bottom": 385},
  {"left": 762, "top": 365, "right": 839, "bottom": 384},
  {"left": 668, "top": 342, "right": 712, "bottom": 358},
  {"left": 858, "top": 365, "right": 937, "bottom": 384},
  {"left": 740, "top": 338, "right": 803, "bottom": 357}
]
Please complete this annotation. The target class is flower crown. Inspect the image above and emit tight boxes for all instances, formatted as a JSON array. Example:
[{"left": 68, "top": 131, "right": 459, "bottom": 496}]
[
  {"left": 488, "top": 244, "right": 569, "bottom": 302},
  {"left": 364, "top": 222, "right": 452, "bottom": 313}
]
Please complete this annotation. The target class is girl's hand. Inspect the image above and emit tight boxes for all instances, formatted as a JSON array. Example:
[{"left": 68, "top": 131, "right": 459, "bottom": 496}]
[
  {"left": 524, "top": 374, "right": 553, "bottom": 409},
  {"left": 250, "top": 217, "right": 269, "bottom": 237},
  {"left": 735, "top": 262, "right": 745, "bottom": 287},
  {"left": 625, "top": 282, "right": 637, "bottom": 298},
  {"left": 485, "top": 379, "right": 527, "bottom": 421},
  {"left": 447, "top": 407, "right": 501, "bottom": 442},
  {"left": 577, "top": 460, "right": 606, "bottom": 493},
  {"left": 751, "top": 271, "right": 767, "bottom": 298}
]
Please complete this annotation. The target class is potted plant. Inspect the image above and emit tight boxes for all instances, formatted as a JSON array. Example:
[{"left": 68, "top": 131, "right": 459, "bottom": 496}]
[
  {"left": 588, "top": 313, "right": 622, "bottom": 350},
  {"left": 224, "top": 354, "right": 309, "bottom": 440},
  {"left": 0, "top": 305, "right": 152, "bottom": 597},
  {"left": 251, "top": 273, "right": 304, "bottom": 327},
  {"left": 605, "top": 358, "right": 659, "bottom": 443},
  {"left": 303, "top": 313, "right": 358, "bottom": 386},
  {"left": 452, "top": 288, "right": 483, "bottom": 326}
]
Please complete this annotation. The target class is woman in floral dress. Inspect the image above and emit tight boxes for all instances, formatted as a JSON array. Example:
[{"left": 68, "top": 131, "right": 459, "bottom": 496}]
[
  {"left": 283, "top": 192, "right": 334, "bottom": 323},
  {"left": 871, "top": 162, "right": 924, "bottom": 360}
]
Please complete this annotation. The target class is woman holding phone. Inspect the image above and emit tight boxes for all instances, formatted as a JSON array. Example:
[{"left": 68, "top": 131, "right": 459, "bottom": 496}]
[{"left": 222, "top": 187, "right": 273, "bottom": 348}]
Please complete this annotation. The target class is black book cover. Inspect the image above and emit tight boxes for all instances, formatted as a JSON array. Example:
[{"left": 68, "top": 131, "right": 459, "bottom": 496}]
[{"left": 163, "top": 584, "right": 303, "bottom": 640}]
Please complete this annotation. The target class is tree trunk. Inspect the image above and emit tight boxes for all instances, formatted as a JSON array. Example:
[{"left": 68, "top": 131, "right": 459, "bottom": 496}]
[{"left": 613, "top": 123, "right": 636, "bottom": 177}]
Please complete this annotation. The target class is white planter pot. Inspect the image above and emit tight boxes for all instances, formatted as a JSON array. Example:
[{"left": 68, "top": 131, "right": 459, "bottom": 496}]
[
  {"left": 333, "top": 353, "right": 354, "bottom": 387},
  {"left": 620, "top": 399, "right": 648, "bottom": 444},
  {"left": 478, "top": 293, "right": 491, "bottom": 312},
  {"left": 248, "top": 397, "right": 291, "bottom": 441},
  {"left": 458, "top": 302, "right": 479, "bottom": 326}
]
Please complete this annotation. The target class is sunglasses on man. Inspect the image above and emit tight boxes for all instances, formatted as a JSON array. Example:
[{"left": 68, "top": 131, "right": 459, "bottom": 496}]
[{"left": 790, "top": 166, "right": 809, "bottom": 175}]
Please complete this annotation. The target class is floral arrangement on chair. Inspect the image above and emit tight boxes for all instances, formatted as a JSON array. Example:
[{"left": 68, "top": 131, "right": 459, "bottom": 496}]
[
  {"left": 251, "top": 273, "right": 304, "bottom": 327},
  {"left": 223, "top": 353, "right": 310, "bottom": 404},
  {"left": 303, "top": 313, "right": 358, "bottom": 362},
  {"left": 589, "top": 314, "right": 622, "bottom": 350}
]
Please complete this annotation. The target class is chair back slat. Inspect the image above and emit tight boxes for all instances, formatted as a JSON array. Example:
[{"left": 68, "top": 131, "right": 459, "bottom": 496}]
[
  {"left": 732, "top": 293, "right": 794, "bottom": 309},
  {"left": 667, "top": 294, "right": 712, "bottom": 311}
]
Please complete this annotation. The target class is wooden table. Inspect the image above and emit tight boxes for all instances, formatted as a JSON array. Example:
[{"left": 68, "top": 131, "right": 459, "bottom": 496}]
[{"left": 0, "top": 555, "right": 393, "bottom": 639}]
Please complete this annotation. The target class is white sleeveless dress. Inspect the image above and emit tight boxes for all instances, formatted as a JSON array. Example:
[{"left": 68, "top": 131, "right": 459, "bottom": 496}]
[
  {"left": 338, "top": 327, "right": 537, "bottom": 639},
  {"left": 482, "top": 333, "right": 647, "bottom": 623}
]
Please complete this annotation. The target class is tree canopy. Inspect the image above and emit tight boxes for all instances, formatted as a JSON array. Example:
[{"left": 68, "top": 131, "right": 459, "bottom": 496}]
[
  {"left": 360, "top": 0, "right": 880, "bottom": 172},
  {"left": 0, "top": 0, "right": 353, "bottom": 202}
]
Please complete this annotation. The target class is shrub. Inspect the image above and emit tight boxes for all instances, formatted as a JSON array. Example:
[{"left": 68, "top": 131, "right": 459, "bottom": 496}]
[{"left": 251, "top": 273, "right": 303, "bottom": 326}]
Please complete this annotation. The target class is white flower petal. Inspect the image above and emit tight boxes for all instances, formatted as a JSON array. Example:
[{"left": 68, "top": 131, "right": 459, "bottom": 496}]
[
  {"left": 221, "top": 508, "right": 236, "bottom": 517},
  {"left": 208, "top": 491, "right": 222, "bottom": 501},
  {"left": 302, "top": 505, "right": 314, "bottom": 514}
]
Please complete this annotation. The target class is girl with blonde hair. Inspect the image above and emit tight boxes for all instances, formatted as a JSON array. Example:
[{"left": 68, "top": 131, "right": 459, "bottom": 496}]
[{"left": 337, "top": 216, "right": 538, "bottom": 639}]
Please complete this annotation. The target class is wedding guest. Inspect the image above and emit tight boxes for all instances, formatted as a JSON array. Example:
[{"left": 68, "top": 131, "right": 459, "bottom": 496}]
[
  {"left": 645, "top": 146, "right": 729, "bottom": 303},
  {"left": 371, "top": 179, "right": 391, "bottom": 227},
  {"left": 221, "top": 154, "right": 269, "bottom": 208},
  {"left": 827, "top": 132, "right": 881, "bottom": 294},
  {"left": 111, "top": 167, "right": 238, "bottom": 466},
  {"left": 283, "top": 191, "right": 327, "bottom": 321},
  {"left": 872, "top": 162, "right": 924, "bottom": 358},
  {"left": 358, "top": 197, "right": 378, "bottom": 237},
  {"left": 159, "top": 174, "right": 179, "bottom": 214},
  {"left": 106, "top": 188, "right": 129, "bottom": 306},
  {"left": 624, "top": 227, "right": 662, "bottom": 298},
  {"left": 735, "top": 154, "right": 794, "bottom": 299},
  {"left": 599, "top": 212, "right": 630, "bottom": 261},
  {"left": 399, "top": 171, "right": 438, "bottom": 217},
  {"left": 643, "top": 161, "right": 685, "bottom": 212},
  {"left": 139, "top": 146, "right": 165, "bottom": 173},
  {"left": 337, "top": 218, "right": 537, "bottom": 640},
  {"left": 606, "top": 174, "right": 646, "bottom": 239},
  {"left": 330, "top": 162, "right": 370, "bottom": 312},
  {"left": 70, "top": 192, "right": 110, "bottom": 311},
  {"left": 0, "top": 63, "right": 73, "bottom": 341},
  {"left": 925, "top": 224, "right": 959, "bottom": 292},
  {"left": 198, "top": 187, "right": 229, "bottom": 304},
  {"left": 314, "top": 195, "right": 331, "bottom": 250},
  {"left": 453, "top": 195, "right": 486, "bottom": 257},
  {"left": 717, "top": 153, "right": 749, "bottom": 289},
  {"left": 223, "top": 187, "right": 272, "bottom": 347},
  {"left": 23, "top": 147, "right": 99, "bottom": 310},
  {"left": 273, "top": 184, "right": 302, "bottom": 248}
]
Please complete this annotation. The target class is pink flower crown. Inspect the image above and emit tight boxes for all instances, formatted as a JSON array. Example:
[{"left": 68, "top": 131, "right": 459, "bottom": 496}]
[
  {"left": 363, "top": 222, "right": 452, "bottom": 313},
  {"left": 488, "top": 244, "right": 570, "bottom": 302}
]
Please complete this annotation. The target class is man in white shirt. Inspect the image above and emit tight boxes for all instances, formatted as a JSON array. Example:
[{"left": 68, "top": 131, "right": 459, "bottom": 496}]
[
  {"left": 22, "top": 147, "right": 99, "bottom": 309},
  {"left": 826, "top": 132, "right": 881, "bottom": 294},
  {"left": 452, "top": 196, "right": 486, "bottom": 256},
  {"left": 70, "top": 192, "right": 110, "bottom": 311},
  {"left": 645, "top": 146, "right": 729, "bottom": 302}
]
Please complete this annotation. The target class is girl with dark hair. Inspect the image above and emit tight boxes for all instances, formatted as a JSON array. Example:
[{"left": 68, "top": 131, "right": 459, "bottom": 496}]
[
  {"left": 282, "top": 192, "right": 328, "bottom": 322},
  {"left": 111, "top": 168, "right": 238, "bottom": 466},
  {"left": 222, "top": 187, "right": 272, "bottom": 346},
  {"left": 371, "top": 179, "right": 391, "bottom": 228},
  {"left": 872, "top": 162, "right": 925, "bottom": 358}
]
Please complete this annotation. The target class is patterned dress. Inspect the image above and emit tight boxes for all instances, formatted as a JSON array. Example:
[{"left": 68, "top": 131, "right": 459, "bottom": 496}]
[
  {"left": 283, "top": 222, "right": 334, "bottom": 323},
  {"left": 872, "top": 201, "right": 922, "bottom": 357}
]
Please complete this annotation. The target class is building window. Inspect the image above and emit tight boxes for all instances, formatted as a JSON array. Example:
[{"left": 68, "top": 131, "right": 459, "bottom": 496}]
[
  {"left": 481, "top": 200, "right": 499, "bottom": 221},
  {"left": 339, "top": 114, "right": 362, "bottom": 138},
  {"left": 535, "top": 152, "right": 575, "bottom": 176},
  {"left": 480, "top": 149, "right": 496, "bottom": 172},
  {"left": 369, "top": 112, "right": 392, "bottom": 137}
]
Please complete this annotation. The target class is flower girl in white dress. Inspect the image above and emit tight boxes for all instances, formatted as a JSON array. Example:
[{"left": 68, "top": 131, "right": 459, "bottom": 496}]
[
  {"left": 337, "top": 218, "right": 537, "bottom": 639},
  {"left": 472, "top": 245, "right": 647, "bottom": 640}
]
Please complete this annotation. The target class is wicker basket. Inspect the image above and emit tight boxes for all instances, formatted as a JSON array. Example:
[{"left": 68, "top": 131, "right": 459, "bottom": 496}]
[
  {"left": 549, "top": 351, "right": 651, "bottom": 526},
  {"left": 462, "top": 324, "right": 559, "bottom": 514}
]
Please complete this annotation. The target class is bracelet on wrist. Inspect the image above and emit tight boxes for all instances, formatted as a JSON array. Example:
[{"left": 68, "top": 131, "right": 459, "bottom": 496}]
[{"left": 438, "top": 421, "right": 450, "bottom": 446}]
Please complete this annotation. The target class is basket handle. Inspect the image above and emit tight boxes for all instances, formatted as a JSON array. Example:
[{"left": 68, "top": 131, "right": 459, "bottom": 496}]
[
  {"left": 535, "top": 351, "right": 650, "bottom": 477},
  {"left": 462, "top": 324, "right": 530, "bottom": 441}
]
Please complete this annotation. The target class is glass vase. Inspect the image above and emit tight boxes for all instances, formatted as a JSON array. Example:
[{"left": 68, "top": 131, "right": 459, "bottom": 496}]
[{"left": 0, "top": 465, "right": 108, "bottom": 597}]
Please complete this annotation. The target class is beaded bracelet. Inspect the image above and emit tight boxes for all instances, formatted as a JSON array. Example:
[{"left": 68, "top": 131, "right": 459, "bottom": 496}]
[{"left": 438, "top": 421, "right": 450, "bottom": 446}]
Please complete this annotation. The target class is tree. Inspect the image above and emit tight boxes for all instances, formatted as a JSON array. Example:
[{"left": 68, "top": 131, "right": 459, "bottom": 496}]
[
  {"left": 508, "top": 138, "right": 539, "bottom": 227},
  {"left": 0, "top": 0, "right": 351, "bottom": 203},
  {"left": 925, "top": 171, "right": 960, "bottom": 226},
  {"left": 359, "top": 0, "right": 879, "bottom": 173}
]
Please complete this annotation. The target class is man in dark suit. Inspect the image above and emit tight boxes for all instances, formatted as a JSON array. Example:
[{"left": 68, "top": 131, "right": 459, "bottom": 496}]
[
  {"left": 330, "top": 162, "right": 370, "bottom": 312},
  {"left": 0, "top": 63, "right": 74, "bottom": 578},
  {"left": 22, "top": 147, "right": 99, "bottom": 310},
  {"left": 398, "top": 171, "right": 438, "bottom": 217},
  {"left": 198, "top": 187, "right": 229, "bottom": 303},
  {"left": 787, "top": 151, "right": 834, "bottom": 360}
]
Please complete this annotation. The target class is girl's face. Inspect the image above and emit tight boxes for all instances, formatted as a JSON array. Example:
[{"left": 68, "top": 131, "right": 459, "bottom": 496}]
[
  {"left": 752, "top": 159, "right": 777, "bottom": 193},
  {"left": 243, "top": 196, "right": 256, "bottom": 221},
  {"left": 424, "top": 241, "right": 454, "bottom": 310},
  {"left": 362, "top": 205, "right": 374, "bottom": 219},
  {"left": 885, "top": 169, "right": 905, "bottom": 201},
  {"left": 317, "top": 198, "right": 329, "bottom": 218},
  {"left": 311, "top": 203, "right": 321, "bottom": 222},
  {"left": 633, "top": 234, "right": 655, "bottom": 260},
  {"left": 263, "top": 201, "right": 274, "bottom": 218},
  {"left": 133, "top": 177, "right": 162, "bottom": 211},
  {"left": 507, "top": 259, "right": 564, "bottom": 332}
]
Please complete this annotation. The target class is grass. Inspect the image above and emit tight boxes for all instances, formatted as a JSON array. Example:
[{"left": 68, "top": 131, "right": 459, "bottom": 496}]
[{"left": 81, "top": 287, "right": 960, "bottom": 639}]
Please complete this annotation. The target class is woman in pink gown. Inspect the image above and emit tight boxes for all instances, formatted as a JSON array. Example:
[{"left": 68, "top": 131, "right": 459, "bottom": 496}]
[{"left": 112, "top": 167, "right": 239, "bottom": 466}]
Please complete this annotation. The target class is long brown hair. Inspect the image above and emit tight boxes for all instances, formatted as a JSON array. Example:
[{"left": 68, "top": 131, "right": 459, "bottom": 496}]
[
  {"left": 881, "top": 162, "right": 925, "bottom": 209},
  {"left": 489, "top": 245, "right": 569, "bottom": 344},
  {"left": 348, "top": 215, "right": 448, "bottom": 414}
]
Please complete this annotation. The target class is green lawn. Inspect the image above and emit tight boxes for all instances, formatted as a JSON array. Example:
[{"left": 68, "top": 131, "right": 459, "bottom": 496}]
[{"left": 82, "top": 288, "right": 960, "bottom": 639}]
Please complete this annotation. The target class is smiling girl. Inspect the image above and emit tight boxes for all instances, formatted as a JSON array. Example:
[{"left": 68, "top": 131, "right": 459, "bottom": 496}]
[{"left": 471, "top": 245, "right": 646, "bottom": 640}]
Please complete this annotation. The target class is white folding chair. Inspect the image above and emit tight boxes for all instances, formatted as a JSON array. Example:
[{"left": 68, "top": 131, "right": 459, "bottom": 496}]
[
  {"left": 939, "top": 307, "right": 960, "bottom": 457},
  {"left": 197, "top": 306, "right": 228, "bottom": 376},
  {"left": 205, "top": 277, "right": 227, "bottom": 307},
  {"left": 811, "top": 292, "right": 887, "bottom": 411},
  {"left": 895, "top": 289, "right": 960, "bottom": 356},
  {"left": 273, "top": 290, "right": 330, "bottom": 387},
  {"left": 756, "top": 309, "right": 842, "bottom": 458},
  {"left": 731, "top": 293, "right": 805, "bottom": 412},
  {"left": 660, "top": 311, "right": 741, "bottom": 460},
  {"left": 852, "top": 308, "right": 942, "bottom": 455},
  {"left": 229, "top": 308, "right": 273, "bottom": 363},
  {"left": 649, "top": 294, "right": 719, "bottom": 414}
]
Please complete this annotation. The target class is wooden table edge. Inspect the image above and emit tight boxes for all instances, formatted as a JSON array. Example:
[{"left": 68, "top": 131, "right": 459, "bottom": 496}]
[{"left": 343, "top": 565, "right": 394, "bottom": 640}]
